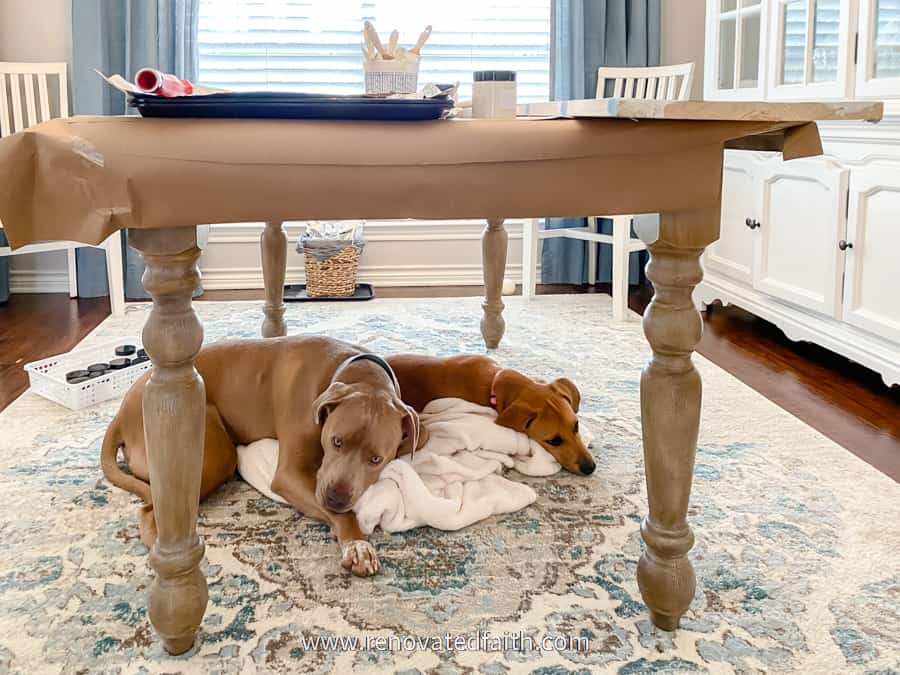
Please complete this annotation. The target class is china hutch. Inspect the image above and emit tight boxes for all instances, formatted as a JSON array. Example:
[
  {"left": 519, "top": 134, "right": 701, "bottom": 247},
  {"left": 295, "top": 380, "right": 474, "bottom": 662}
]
[{"left": 698, "top": 0, "right": 900, "bottom": 386}]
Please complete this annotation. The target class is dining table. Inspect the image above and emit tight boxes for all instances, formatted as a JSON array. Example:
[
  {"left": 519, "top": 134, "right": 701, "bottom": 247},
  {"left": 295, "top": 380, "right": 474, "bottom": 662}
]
[{"left": 0, "top": 97, "right": 882, "bottom": 655}]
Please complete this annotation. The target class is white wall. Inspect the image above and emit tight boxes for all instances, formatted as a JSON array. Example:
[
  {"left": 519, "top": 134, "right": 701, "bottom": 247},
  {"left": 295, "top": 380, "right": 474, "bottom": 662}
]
[
  {"left": 1, "top": 0, "right": 73, "bottom": 292},
  {"left": 661, "top": 0, "right": 706, "bottom": 100}
]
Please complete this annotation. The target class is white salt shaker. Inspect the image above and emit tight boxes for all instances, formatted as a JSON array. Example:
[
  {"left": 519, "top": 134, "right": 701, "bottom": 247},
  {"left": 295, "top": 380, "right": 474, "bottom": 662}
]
[{"left": 472, "top": 70, "right": 517, "bottom": 118}]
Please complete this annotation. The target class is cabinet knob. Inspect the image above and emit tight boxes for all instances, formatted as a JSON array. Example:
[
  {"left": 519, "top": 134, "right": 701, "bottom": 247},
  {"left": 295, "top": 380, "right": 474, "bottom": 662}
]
[
  {"left": 838, "top": 240, "right": 853, "bottom": 251},
  {"left": 745, "top": 218, "right": 761, "bottom": 230}
]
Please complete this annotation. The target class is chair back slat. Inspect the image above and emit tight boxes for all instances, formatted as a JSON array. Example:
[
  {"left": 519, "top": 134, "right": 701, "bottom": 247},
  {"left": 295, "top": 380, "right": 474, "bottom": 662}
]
[
  {"left": 37, "top": 74, "right": 51, "bottom": 122},
  {"left": 23, "top": 74, "right": 37, "bottom": 127},
  {"left": 0, "top": 74, "right": 10, "bottom": 137},
  {"left": 655, "top": 76, "right": 667, "bottom": 100},
  {"left": 58, "top": 67, "right": 69, "bottom": 118},
  {"left": 9, "top": 74, "right": 23, "bottom": 132},
  {"left": 596, "top": 63, "right": 695, "bottom": 102},
  {"left": 0, "top": 62, "right": 69, "bottom": 136}
]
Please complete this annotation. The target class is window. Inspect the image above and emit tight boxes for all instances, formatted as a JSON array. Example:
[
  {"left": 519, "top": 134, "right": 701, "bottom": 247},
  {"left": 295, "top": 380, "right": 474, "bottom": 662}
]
[
  {"left": 706, "top": 0, "right": 766, "bottom": 99},
  {"left": 198, "top": 0, "right": 551, "bottom": 103},
  {"left": 873, "top": 0, "right": 900, "bottom": 78},
  {"left": 857, "top": 0, "right": 900, "bottom": 97},
  {"left": 768, "top": 0, "right": 849, "bottom": 99}
]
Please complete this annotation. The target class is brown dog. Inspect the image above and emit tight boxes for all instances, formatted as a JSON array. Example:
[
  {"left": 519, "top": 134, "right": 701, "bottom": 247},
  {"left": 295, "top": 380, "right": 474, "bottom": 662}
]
[
  {"left": 101, "top": 336, "right": 420, "bottom": 576},
  {"left": 386, "top": 354, "right": 594, "bottom": 476}
]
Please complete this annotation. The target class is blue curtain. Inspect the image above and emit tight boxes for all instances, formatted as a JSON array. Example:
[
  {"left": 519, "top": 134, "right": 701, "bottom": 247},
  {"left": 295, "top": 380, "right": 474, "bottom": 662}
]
[
  {"left": 71, "top": 0, "right": 200, "bottom": 299},
  {"left": 541, "top": 0, "right": 661, "bottom": 285}
]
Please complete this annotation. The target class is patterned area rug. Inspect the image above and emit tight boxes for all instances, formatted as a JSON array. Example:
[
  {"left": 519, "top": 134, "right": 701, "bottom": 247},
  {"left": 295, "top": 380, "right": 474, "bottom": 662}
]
[{"left": 0, "top": 296, "right": 897, "bottom": 675}]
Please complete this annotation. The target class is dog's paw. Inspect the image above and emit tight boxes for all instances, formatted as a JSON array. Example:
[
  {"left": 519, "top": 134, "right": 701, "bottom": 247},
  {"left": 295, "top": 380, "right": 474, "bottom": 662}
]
[{"left": 340, "top": 540, "right": 380, "bottom": 577}]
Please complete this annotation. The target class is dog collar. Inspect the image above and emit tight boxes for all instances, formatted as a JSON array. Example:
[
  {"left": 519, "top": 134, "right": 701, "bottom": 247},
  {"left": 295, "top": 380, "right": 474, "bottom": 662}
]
[
  {"left": 331, "top": 353, "right": 402, "bottom": 398},
  {"left": 489, "top": 368, "right": 505, "bottom": 408}
]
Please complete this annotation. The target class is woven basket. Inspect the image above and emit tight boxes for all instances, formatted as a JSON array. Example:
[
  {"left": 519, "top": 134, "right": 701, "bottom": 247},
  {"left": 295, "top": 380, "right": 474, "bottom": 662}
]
[{"left": 304, "top": 246, "right": 361, "bottom": 297}]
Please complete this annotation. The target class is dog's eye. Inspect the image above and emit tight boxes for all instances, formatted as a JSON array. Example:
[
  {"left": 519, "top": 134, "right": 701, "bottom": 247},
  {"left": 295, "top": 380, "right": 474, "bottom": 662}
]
[
  {"left": 546, "top": 435, "right": 563, "bottom": 447},
  {"left": 574, "top": 421, "right": 579, "bottom": 434},
  {"left": 332, "top": 435, "right": 342, "bottom": 448},
  {"left": 369, "top": 456, "right": 383, "bottom": 466}
]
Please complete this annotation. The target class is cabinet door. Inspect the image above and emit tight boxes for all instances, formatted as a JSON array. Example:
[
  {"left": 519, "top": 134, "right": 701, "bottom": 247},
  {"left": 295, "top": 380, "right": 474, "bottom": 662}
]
[
  {"left": 841, "top": 164, "right": 900, "bottom": 342},
  {"left": 704, "top": 0, "right": 768, "bottom": 100},
  {"left": 856, "top": 0, "right": 900, "bottom": 98},
  {"left": 753, "top": 158, "right": 848, "bottom": 317},
  {"left": 767, "top": 0, "right": 854, "bottom": 100},
  {"left": 705, "top": 150, "right": 763, "bottom": 284}
]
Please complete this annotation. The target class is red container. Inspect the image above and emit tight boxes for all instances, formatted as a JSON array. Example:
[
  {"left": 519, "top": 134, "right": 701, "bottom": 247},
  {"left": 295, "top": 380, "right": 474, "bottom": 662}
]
[{"left": 135, "top": 68, "right": 194, "bottom": 97}]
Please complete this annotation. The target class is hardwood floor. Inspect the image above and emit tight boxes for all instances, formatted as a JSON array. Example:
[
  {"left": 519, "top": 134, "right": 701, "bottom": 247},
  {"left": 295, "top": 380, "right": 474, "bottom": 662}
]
[
  {"left": 1, "top": 286, "right": 897, "bottom": 481},
  {"left": 0, "top": 294, "right": 112, "bottom": 411}
]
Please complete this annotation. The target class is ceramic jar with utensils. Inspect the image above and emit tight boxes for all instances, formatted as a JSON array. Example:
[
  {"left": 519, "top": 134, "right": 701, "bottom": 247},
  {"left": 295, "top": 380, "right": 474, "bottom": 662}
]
[
  {"left": 472, "top": 70, "right": 517, "bottom": 118},
  {"left": 362, "top": 22, "right": 430, "bottom": 95},
  {"left": 364, "top": 58, "right": 419, "bottom": 95}
]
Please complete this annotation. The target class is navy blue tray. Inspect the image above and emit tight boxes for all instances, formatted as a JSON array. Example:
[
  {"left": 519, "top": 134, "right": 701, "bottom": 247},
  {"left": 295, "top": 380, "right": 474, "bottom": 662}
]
[{"left": 129, "top": 92, "right": 454, "bottom": 121}]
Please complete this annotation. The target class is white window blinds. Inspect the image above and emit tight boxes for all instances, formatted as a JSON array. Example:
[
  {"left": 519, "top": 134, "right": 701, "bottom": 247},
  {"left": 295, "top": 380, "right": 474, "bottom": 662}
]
[
  {"left": 875, "top": 0, "right": 900, "bottom": 78},
  {"left": 780, "top": 0, "right": 842, "bottom": 85},
  {"left": 198, "top": 0, "right": 551, "bottom": 102}
]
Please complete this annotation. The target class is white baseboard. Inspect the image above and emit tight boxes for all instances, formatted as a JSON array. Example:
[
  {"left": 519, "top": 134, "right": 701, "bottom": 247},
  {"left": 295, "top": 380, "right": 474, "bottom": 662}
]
[
  {"left": 8, "top": 270, "right": 70, "bottom": 293},
  {"left": 205, "top": 219, "right": 528, "bottom": 244},
  {"left": 201, "top": 219, "right": 541, "bottom": 289},
  {"left": 6, "top": 220, "right": 550, "bottom": 293},
  {"left": 201, "top": 263, "right": 541, "bottom": 290}
]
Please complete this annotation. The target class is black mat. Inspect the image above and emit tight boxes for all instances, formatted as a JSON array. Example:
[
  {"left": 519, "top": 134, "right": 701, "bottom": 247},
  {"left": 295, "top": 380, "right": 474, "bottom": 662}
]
[{"left": 284, "top": 283, "right": 374, "bottom": 302}]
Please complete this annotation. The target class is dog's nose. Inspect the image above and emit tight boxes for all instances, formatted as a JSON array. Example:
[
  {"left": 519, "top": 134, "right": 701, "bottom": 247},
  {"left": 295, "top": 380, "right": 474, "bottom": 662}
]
[
  {"left": 324, "top": 484, "right": 352, "bottom": 511},
  {"left": 579, "top": 459, "right": 596, "bottom": 476}
]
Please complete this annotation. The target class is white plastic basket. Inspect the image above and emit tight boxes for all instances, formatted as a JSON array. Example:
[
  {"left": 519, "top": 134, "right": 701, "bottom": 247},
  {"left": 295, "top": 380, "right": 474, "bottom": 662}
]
[{"left": 25, "top": 336, "right": 151, "bottom": 410}]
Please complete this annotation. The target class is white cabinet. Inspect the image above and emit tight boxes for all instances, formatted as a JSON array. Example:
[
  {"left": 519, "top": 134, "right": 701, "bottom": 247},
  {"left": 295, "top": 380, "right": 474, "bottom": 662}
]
[
  {"left": 705, "top": 150, "right": 762, "bottom": 283},
  {"left": 754, "top": 157, "right": 848, "bottom": 316},
  {"left": 701, "top": 1, "right": 900, "bottom": 386},
  {"left": 698, "top": 135, "right": 900, "bottom": 387},
  {"left": 843, "top": 163, "right": 900, "bottom": 341}
]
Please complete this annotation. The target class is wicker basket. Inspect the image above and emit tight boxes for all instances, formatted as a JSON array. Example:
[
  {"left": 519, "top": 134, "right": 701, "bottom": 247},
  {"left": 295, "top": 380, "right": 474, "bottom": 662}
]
[{"left": 304, "top": 245, "right": 361, "bottom": 297}]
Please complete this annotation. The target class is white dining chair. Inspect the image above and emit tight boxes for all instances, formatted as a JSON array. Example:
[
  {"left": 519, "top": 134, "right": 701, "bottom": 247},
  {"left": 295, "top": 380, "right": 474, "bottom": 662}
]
[
  {"left": 521, "top": 62, "right": 695, "bottom": 322},
  {"left": 0, "top": 62, "right": 125, "bottom": 315}
]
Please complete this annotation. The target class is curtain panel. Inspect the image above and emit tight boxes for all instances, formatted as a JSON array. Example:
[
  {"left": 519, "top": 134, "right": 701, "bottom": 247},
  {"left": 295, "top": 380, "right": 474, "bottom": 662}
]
[
  {"left": 542, "top": 0, "right": 661, "bottom": 285},
  {"left": 70, "top": 0, "right": 200, "bottom": 299}
]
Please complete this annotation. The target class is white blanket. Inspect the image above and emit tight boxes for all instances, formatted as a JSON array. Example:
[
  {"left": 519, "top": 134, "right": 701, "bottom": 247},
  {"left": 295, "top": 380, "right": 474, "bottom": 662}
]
[{"left": 236, "top": 398, "right": 574, "bottom": 534}]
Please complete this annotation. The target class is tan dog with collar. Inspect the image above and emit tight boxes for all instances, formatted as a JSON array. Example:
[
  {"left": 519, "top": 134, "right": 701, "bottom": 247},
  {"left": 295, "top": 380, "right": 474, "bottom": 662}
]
[
  {"left": 386, "top": 354, "right": 594, "bottom": 476},
  {"left": 101, "top": 336, "right": 420, "bottom": 576}
]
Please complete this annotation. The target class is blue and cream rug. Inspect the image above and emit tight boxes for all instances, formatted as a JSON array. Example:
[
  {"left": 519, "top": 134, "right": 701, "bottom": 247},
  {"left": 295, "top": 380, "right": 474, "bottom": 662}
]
[{"left": 0, "top": 296, "right": 897, "bottom": 674}]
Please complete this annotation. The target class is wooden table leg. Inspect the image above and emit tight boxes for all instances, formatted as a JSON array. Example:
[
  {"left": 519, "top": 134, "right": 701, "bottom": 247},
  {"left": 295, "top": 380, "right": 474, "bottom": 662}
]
[
  {"left": 261, "top": 220, "right": 287, "bottom": 337},
  {"left": 129, "top": 227, "right": 208, "bottom": 655},
  {"left": 637, "top": 208, "right": 719, "bottom": 631},
  {"left": 481, "top": 217, "right": 508, "bottom": 349}
]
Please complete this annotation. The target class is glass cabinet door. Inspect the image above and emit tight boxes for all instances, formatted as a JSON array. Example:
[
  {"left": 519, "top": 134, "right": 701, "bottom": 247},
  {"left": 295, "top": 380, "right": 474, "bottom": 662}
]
[
  {"left": 767, "top": 0, "right": 852, "bottom": 99},
  {"left": 705, "top": 0, "right": 767, "bottom": 99},
  {"left": 857, "top": 0, "right": 900, "bottom": 98}
]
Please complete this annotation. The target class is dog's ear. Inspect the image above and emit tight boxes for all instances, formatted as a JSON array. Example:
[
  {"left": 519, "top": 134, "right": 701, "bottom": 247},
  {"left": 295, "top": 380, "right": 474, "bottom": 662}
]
[
  {"left": 397, "top": 404, "right": 422, "bottom": 456},
  {"left": 550, "top": 377, "right": 581, "bottom": 413},
  {"left": 313, "top": 382, "right": 353, "bottom": 425},
  {"left": 496, "top": 401, "right": 539, "bottom": 433}
]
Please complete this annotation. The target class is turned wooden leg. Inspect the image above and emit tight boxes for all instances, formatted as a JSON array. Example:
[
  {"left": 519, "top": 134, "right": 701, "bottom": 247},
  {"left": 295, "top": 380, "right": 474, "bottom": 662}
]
[
  {"left": 261, "top": 220, "right": 287, "bottom": 337},
  {"left": 129, "top": 227, "right": 208, "bottom": 655},
  {"left": 481, "top": 217, "right": 508, "bottom": 349},
  {"left": 637, "top": 208, "right": 719, "bottom": 631}
]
